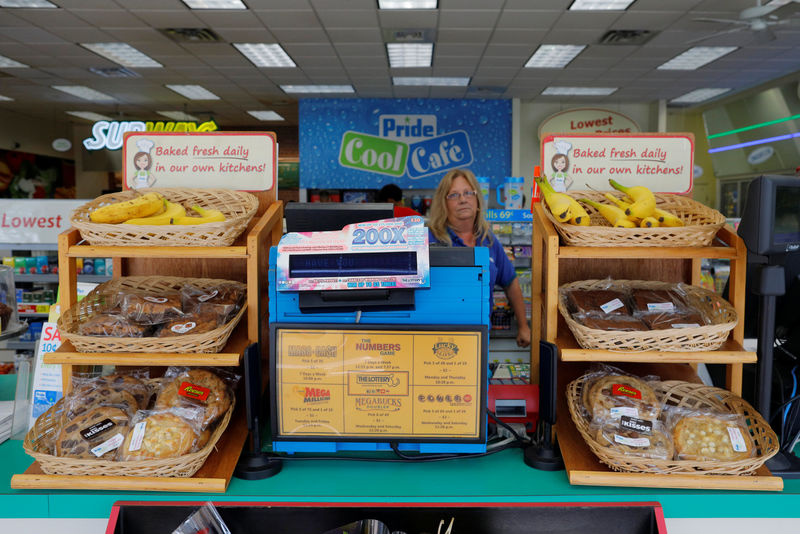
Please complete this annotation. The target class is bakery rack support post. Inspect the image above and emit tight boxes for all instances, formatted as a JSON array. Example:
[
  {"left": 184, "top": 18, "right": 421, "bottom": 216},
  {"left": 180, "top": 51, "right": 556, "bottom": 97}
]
[
  {"left": 531, "top": 202, "right": 782, "bottom": 491},
  {"left": 10, "top": 199, "right": 284, "bottom": 493}
]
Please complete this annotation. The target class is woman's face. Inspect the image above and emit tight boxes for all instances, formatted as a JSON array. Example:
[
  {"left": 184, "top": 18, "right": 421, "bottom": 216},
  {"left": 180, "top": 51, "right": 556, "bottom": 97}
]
[
  {"left": 446, "top": 175, "right": 477, "bottom": 224},
  {"left": 135, "top": 154, "right": 148, "bottom": 170},
  {"left": 553, "top": 156, "right": 566, "bottom": 172}
]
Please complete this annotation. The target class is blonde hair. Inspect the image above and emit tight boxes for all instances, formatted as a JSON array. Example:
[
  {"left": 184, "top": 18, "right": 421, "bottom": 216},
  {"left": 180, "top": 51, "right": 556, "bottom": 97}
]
[{"left": 429, "top": 168, "right": 492, "bottom": 246}]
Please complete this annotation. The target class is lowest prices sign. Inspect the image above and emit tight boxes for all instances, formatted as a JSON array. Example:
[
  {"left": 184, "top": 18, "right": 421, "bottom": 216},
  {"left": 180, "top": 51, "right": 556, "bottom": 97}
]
[
  {"left": 540, "top": 133, "right": 694, "bottom": 194},
  {"left": 0, "top": 199, "right": 83, "bottom": 243},
  {"left": 122, "top": 131, "right": 276, "bottom": 191}
]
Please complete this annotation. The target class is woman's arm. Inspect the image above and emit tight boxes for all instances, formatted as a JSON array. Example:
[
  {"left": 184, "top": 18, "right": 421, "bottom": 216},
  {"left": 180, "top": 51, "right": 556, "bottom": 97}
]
[{"left": 504, "top": 278, "right": 531, "bottom": 347}]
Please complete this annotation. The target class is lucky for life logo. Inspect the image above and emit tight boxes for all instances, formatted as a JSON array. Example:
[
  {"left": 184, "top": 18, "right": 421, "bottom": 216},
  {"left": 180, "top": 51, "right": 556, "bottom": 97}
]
[{"left": 339, "top": 114, "right": 473, "bottom": 179}]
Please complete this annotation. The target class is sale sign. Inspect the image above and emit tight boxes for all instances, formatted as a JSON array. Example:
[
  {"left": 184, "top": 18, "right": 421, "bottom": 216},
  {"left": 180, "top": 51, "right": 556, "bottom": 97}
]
[
  {"left": 540, "top": 133, "right": 694, "bottom": 195},
  {"left": 0, "top": 199, "right": 83, "bottom": 243},
  {"left": 122, "top": 131, "right": 276, "bottom": 191}
]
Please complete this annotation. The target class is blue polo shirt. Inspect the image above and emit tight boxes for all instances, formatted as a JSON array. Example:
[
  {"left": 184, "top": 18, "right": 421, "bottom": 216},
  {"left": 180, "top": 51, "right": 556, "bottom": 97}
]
[{"left": 429, "top": 227, "right": 516, "bottom": 294}]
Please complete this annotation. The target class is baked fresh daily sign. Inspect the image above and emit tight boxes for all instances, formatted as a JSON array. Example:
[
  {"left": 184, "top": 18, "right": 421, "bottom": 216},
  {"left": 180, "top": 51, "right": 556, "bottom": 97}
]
[{"left": 300, "top": 99, "right": 511, "bottom": 189}]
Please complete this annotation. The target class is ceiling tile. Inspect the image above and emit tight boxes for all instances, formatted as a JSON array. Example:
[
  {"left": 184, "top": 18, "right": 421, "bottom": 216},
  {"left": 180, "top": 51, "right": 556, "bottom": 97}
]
[
  {"left": 269, "top": 27, "right": 329, "bottom": 43},
  {"left": 72, "top": 9, "right": 152, "bottom": 28},
  {"left": 212, "top": 28, "right": 277, "bottom": 42},
  {"left": 378, "top": 11, "right": 438, "bottom": 29},
  {"left": 326, "top": 28, "right": 382, "bottom": 43},
  {"left": 316, "top": 9, "right": 379, "bottom": 28},
  {"left": 126, "top": 10, "right": 205, "bottom": 28},
  {"left": 439, "top": 10, "right": 501, "bottom": 29},
  {"left": 495, "top": 10, "right": 562, "bottom": 30},
  {"left": 254, "top": 9, "right": 320, "bottom": 29},
  {"left": 437, "top": 29, "right": 493, "bottom": 44}
]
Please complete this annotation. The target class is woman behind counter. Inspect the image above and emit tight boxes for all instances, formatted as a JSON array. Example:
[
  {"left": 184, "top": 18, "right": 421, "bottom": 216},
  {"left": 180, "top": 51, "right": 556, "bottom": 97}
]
[{"left": 428, "top": 168, "right": 531, "bottom": 348}]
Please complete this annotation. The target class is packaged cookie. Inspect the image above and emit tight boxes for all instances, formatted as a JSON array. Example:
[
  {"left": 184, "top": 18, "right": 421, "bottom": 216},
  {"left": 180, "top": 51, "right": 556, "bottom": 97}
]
[
  {"left": 55, "top": 406, "right": 131, "bottom": 460},
  {"left": 62, "top": 383, "right": 139, "bottom": 424},
  {"left": 98, "top": 371, "right": 152, "bottom": 410},
  {"left": 117, "top": 407, "right": 205, "bottom": 461},
  {"left": 592, "top": 417, "right": 674, "bottom": 461},
  {"left": 576, "top": 313, "right": 648, "bottom": 332},
  {"left": 120, "top": 291, "right": 183, "bottom": 325},
  {"left": 640, "top": 311, "right": 707, "bottom": 330},
  {"left": 629, "top": 287, "right": 687, "bottom": 315},
  {"left": 155, "top": 312, "right": 221, "bottom": 338},
  {"left": 180, "top": 282, "right": 245, "bottom": 323},
  {"left": 587, "top": 373, "right": 661, "bottom": 421},
  {"left": 77, "top": 313, "right": 150, "bottom": 337},
  {"left": 565, "top": 287, "right": 631, "bottom": 316},
  {"left": 667, "top": 408, "right": 755, "bottom": 462},
  {"left": 153, "top": 367, "right": 239, "bottom": 430}
]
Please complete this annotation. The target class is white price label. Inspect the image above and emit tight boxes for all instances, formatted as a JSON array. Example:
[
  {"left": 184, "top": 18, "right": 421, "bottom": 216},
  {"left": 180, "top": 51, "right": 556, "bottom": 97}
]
[
  {"left": 600, "top": 298, "right": 625, "bottom": 314},
  {"left": 614, "top": 434, "right": 651, "bottom": 448},
  {"left": 727, "top": 426, "right": 748, "bottom": 453},
  {"left": 128, "top": 421, "right": 147, "bottom": 452},
  {"left": 91, "top": 432, "right": 125, "bottom": 457},
  {"left": 609, "top": 406, "right": 639, "bottom": 419}
]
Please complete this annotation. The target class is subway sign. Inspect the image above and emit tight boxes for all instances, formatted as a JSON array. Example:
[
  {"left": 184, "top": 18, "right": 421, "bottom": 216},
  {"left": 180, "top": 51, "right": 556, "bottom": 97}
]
[{"left": 83, "top": 119, "right": 219, "bottom": 151}]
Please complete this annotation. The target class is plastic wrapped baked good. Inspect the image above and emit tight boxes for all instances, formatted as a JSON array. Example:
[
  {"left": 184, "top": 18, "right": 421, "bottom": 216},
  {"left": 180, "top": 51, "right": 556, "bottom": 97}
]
[
  {"left": 55, "top": 406, "right": 131, "bottom": 460},
  {"left": 117, "top": 408, "right": 204, "bottom": 461},
  {"left": 155, "top": 312, "right": 221, "bottom": 338},
  {"left": 77, "top": 314, "right": 150, "bottom": 337},
  {"left": 566, "top": 288, "right": 630, "bottom": 316},
  {"left": 593, "top": 417, "right": 674, "bottom": 460},
  {"left": 180, "top": 282, "right": 245, "bottom": 323},
  {"left": 120, "top": 292, "right": 183, "bottom": 325},
  {"left": 629, "top": 288, "right": 687, "bottom": 314},
  {"left": 576, "top": 313, "right": 648, "bottom": 332},
  {"left": 640, "top": 311, "right": 707, "bottom": 330},
  {"left": 668, "top": 409, "right": 755, "bottom": 461},
  {"left": 587, "top": 374, "right": 661, "bottom": 421},
  {"left": 153, "top": 368, "right": 238, "bottom": 430}
]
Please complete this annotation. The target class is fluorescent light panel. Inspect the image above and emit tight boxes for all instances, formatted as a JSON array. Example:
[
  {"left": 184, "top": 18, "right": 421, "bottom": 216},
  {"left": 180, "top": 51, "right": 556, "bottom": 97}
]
[
  {"left": 393, "top": 76, "right": 469, "bottom": 86},
  {"left": 658, "top": 46, "right": 737, "bottom": 70},
  {"left": 525, "top": 44, "right": 585, "bottom": 68},
  {"left": 157, "top": 111, "right": 200, "bottom": 121},
  {"left": 569, "top": 0, "right": 635, "bottom": 9},
  {"left": 53, "top": 85, "right": 115, "bottom": 101},
  {"left": 166, "top": 84, "right": 220, "bottom": 100},
  {"left": 248, "top": 111, "right": 285, "bottom": 121},
  {"left": 82, "top": 43, "right": 162, "bottom": 68},
  {"left": 0, "top": 55, "right": 28, "bottom": 68},
  {"left": 378, "top": 0, "right": 437, "bottom": 8},
  {"left": 0, "top": 94, "right": 13, "bottom": 101},
  {"left": 66, "top": 111, "right": 113, "bottom": 121},
  {"left": 387, "top": 43, "right": 433, "bottom": 68},
  {"left": 181, "top": 0, "right": 247, "bottom": 9},
  {"left": 281, "top": 85, "right": 355, "bottom": 94},
  {"left": 233, "top": 43, "right": 296, "bottom": 67},
  {"left": 542, "top": 86, "right": 618, "bottom": 95},
  {"left": 670, "top": 88, "right": 730, "bottom": 104},
  {"left": 0, "top": 0, "right": 56, "bottom": 7}
]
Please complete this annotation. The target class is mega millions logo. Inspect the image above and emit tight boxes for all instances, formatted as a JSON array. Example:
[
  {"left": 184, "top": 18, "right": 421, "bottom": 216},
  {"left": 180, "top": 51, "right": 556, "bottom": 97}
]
[
  {"left": 293, "top": 385, "right": 331, "bottom": 404},
  {"left": 432, "top": 340, "right": 459, "bottom": 360},
  {"left": 338, "top": 114, "right": 473, "bottom": 179}
]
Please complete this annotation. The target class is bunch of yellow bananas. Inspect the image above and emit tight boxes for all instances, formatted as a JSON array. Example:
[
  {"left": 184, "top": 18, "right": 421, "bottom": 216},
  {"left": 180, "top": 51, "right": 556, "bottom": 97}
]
[
  {"left": 575, "top": 181, "right": 684, "bottom": 229},
  {"left": 535, "top": 175, "right": 591, "bottom": 226},
  {"left": 89, "top": 194, "right": 226, "bottom": 225}
]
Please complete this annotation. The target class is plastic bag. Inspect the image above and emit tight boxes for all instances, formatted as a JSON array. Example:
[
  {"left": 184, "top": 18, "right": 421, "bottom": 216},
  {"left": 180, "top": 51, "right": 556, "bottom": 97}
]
[
  {"left": 574, "top": 313, "right": 648, "bottom": 331},
  {"left": 665, "top": 406, "right": 755, "bottom": 461},
  {"left": 155, "top": 312, "right": 222, "bottom": 338},
  {"left": 153, "top": 367, "right": 240, "bottom": 430},
  {"left": 180, "top": 282, "right": 245, "bottom": 323},
  {"left": 77, "top": 313, "right": 150, "bottom": 337},
  {"left": 117, "top": 406, "right": 205, "bottom": 461},
  {"left": 54, "top": 406, "right": 131, "bottom": 460},
  {"left": 172, "top": 502, "right": 231, "bottom": 534},
  {"left": 120, "top": 291, "right": 183, "bottom": 325},
  {"left": 564, "top": 284, "right": 631, "bottom": 316},
  {"left": 592, "top": 417, "right": 674, "bottom": 460},
  {"left": 581, "top": 364, "right": 661, "bottom": 422}
]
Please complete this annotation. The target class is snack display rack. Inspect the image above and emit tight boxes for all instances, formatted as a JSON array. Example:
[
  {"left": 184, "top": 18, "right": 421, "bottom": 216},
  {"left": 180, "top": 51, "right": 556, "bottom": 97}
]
[
  {"left": 530, "top": 202, "right": 783, "bottom": 491},
  {"left": 10, "top": 193, "right": 284, "bottom": 493}
]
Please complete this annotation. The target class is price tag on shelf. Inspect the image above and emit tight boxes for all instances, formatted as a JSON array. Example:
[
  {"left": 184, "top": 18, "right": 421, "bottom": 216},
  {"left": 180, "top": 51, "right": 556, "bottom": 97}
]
[{"left": 485, "top": 209, "right": 532, "bottom": 222}]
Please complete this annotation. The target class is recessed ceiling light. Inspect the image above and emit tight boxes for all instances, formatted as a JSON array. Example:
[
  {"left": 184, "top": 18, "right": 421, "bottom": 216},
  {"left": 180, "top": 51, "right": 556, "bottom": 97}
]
[
  {"left": 0, "top": 0, "right": 56, "bottom": 7},
  {"left": 657, "top": 46, "right": 737, "bottom": 70},
  {"left": 233, "top": 43, "right": 296, "bottom": 67},
  {"left": 525, "top": 45, "right": 586, "bottom": 68},
  {"left": 82, "top": 43, "right": 162, "bottom": 68},
  {"left": 670, "top": 88, "right": 731, "bottom": 104},
  {"left": 541, "top": 86, "right": 618, "bottom": 95},
  {"left": 248, "top": 111, "right": 285, "bottom": 121},
  {"left": 378, "top": 0, "right": 437, "bottom": 9},
  {"left": 157, "top": 111, "right": 200, "bottom": 121},
  {"left": 181, "top": 0, "right": 247, "bottom": 9},
  {"left": 53, "top": 85, "right": 115, "bottom": 101},
  {"left": 569, "top": 0, "right": 635, "bottom": 10},
  {"left": 0, "top": 94, "right": 13, "bottom": 101},
  {"left": 387, "top": 43, "right": 433, "bottom": 68},
  {"left": 393, "top": 76, "right": 469, "bottom": 86},
  {"left": 166, "top": 84, "right": 221, "bottom": 100},
  {"left": 0, "top": 55, "right": 28, "bottom": 68},
  {"left": 66, "top": 111, "right": 114, "bottom": 121},
  {"left": 280, "top": 85, "right": 355, "bottom": 94}
]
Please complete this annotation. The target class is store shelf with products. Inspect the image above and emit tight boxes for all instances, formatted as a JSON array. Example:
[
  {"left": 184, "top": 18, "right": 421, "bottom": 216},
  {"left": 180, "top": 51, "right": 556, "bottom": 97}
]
[
  {"left": 10, "top": 197, "right": 285, "bottom": 494},
  {"left": 530, "top": 202, "right": 778, "bottom": 491}
]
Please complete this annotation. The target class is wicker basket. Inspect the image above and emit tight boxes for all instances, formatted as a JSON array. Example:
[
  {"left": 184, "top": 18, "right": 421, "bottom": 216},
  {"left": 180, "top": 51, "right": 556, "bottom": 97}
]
[
  {"left": 566, "top": 377, "right": 779, "bottom": 475},
  {"left": 71, "top": 188, "right": 259, "bottom": 247},
  {"left": 558, "top": 279, "right": 738, "bottom": 352},
  {"left": 57, "top": 276, "right": 246, "bottom": 353},
  {"left": 542, "top": 190, "right": 726, "bottom": 247},
  {"left": 23, "top": 393, "right": 234, "bottom": 478}
]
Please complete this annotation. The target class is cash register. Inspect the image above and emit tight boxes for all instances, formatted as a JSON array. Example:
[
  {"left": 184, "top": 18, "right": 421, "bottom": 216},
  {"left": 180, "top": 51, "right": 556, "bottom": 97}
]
[{"left": 268, "top": 207, "right": 490, "bottom": 454}]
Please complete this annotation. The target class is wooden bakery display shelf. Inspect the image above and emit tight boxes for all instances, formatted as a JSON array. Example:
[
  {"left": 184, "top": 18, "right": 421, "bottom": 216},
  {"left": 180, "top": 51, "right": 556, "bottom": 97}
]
[
  {"left": 530, "top": 202, "right": 782, "bottom": 490},
  {"left": 10, "top": 195, "right": 284, "bottom": 493}
]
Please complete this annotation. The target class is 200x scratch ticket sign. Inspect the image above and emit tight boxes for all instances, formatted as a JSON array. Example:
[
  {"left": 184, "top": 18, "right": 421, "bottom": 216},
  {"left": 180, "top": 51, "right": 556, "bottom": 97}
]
[{"left": 274, "top": 328, "right": 484, "bottom": 440}]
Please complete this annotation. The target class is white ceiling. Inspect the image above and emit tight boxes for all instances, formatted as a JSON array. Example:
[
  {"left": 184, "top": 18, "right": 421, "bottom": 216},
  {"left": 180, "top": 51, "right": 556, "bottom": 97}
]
[{"left": 1, "top": 0, "right": 800, "bottom": 126}]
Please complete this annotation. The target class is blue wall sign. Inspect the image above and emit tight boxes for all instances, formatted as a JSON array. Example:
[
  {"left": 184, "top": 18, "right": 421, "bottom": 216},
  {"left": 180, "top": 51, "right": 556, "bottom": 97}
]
[{"left": 300, "top": 99, "right": 511, "bottom": 189}]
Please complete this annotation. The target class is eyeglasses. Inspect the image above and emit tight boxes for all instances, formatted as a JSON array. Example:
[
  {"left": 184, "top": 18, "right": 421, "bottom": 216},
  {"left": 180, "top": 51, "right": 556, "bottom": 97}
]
[{"left": 446, "top": 190, "right": 477, "bottom": 201}]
